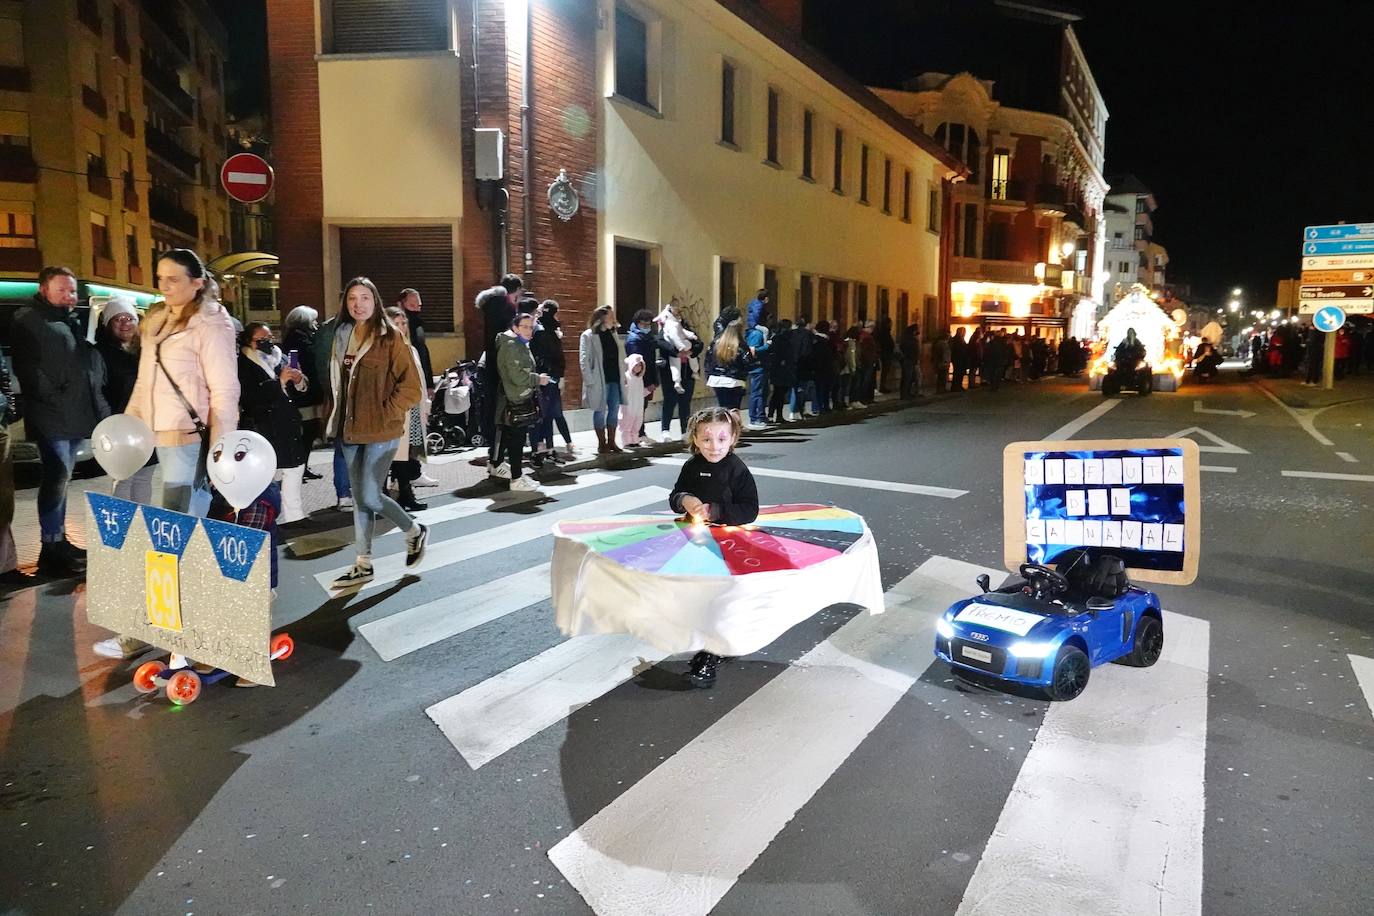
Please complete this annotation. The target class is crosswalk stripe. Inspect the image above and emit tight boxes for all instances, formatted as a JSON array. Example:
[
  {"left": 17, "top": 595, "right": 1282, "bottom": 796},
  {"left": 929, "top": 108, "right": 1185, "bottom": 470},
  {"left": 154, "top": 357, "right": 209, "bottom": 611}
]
[
  {"left": 313, "top": 486, "right": 670, "bottom": 593},
  {"left": 653, "top": 456, "right": 966, "bottom": 498},
  {"left": 287, "top": 472, "right": 620, "bottom": 555},
  {"left": 358, "top": 564, "right": 552, "bottom": 661},
  {"left": 426, "top": 634, "right": 667, "bottom": 770},
  {"left": 955, "top": 610, "right": 1210, "bottom": 916},
  {"left": 547, "top": 555, "right": 992, "bottom": 916},
  {"left": 1349, "top": 654, "right": 1374, "bottom": 720}
]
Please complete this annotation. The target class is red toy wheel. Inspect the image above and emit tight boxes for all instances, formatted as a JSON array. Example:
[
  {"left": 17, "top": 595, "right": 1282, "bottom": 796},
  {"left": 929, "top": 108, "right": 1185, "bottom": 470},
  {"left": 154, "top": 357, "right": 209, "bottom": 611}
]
[
  {"left": 133, "top": 661, "right": 167, "bottom": 694},
  {"left": 270, "top": 633, "right": 294, "bottom": 661},
  {"left": 166, "top": 670, "right": 202, "bottom": 705}
]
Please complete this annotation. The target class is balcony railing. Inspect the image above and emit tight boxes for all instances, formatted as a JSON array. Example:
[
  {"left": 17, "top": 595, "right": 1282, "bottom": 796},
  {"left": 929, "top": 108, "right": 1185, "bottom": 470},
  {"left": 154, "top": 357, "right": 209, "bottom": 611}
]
[
  {"left": 129, "top": 263, "right": 145, "bottom": 285},
  {"left": 118, "top": 111, "right": 136, "bottom": 137},
  {"left": 81, "top": 85, "right": 108, "bottom": 117},
  {"left": 94, "top": 254, "right": 117, "bottom": 279},
  {"left": 141, "top": 0, "right": 192, "bottom": 56},
  {"left": 145, "top": 121, "right": 198, "bottom": 178},
  {"left": 122, "top": 175, "right": 140, "bottom": 211},
  {"left": 952, "top": 257, "right": 1065, "bottom": 287},
  {"left": 87, "top": 165, "right": 113, "bottom": 199},
  {"left": 0, "top": 145, "right": 38, "bottom": 182},
  {"left": 140, "top": 50, "right": 194, "bottom": 118},
  {"left": 0, "top": 65, "right": 31, "bottom": 92},
  {"left": 149, "top": 194, "right": 198, "bottom": 238},
  {"left": 0, "top": 246, "right": 42, "bottom": 272},
  {"left": 78, "top": 0, "right": 102, "bottom": 35}
]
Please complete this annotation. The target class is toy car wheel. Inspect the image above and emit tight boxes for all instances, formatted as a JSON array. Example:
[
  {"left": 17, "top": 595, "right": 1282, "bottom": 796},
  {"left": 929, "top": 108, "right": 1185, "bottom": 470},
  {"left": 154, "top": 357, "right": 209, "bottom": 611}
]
[
  {"left": 270, "top": 632, "right": 295, "bottom": 661},
  {"left": 166, "top": 670, "right": 202, "bottom": 705},
  {"left": 1046, "top": 645, "right": 1090, "bottom": 701},
  {"left": 1121, "top": 615, "right": 1163, "bottom": 667},
  {"left": 469, "top": 432, "right": 486, "bottom": 448},
  {"left": 133, "top": 660, "right": 167, "bottom": 694},
  {"left": 425, "top": 432, "right": 447, "bottom": 454}
]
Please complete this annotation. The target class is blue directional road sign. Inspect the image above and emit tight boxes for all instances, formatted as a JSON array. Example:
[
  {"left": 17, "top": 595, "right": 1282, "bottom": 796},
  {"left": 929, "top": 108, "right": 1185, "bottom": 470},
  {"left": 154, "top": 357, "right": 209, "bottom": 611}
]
[
  {"left": 1314, "top": 305, "right": 1346, "bottom": 332},
  {"left": 1304, "top": 223, "right": 1374, "bottom": 242},
  {"left": 1302, "top": 239, "right": 1374, "bottom": 256}
]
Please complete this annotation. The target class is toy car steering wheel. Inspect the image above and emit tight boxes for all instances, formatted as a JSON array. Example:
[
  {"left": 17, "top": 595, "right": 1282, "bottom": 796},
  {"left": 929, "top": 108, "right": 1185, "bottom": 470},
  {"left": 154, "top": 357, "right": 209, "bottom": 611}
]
[{"left": 1019, "top": 562, "right": 1070, "bottom": 600}]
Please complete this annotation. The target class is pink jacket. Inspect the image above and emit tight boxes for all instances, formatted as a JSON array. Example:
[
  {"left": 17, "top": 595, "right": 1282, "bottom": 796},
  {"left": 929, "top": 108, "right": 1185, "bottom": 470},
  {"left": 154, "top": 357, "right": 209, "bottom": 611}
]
[{"left": 125, "top": 299, "right": 240, "bottom": 446}]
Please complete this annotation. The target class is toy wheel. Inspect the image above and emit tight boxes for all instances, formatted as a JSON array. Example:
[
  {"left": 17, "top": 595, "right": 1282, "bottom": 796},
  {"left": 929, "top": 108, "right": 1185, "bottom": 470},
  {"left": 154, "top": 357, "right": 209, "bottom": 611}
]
[
  {"left": 1046, "top": 645, "right": 1090, "bottom": 701},
  {"left": 1120, "top": 615, "right": 1163, "bottom": 667},
  {"left": 166, "top": 670, "right": 202, "bottom": 705},
  {"left": 270, "top": 632, "right": 295, "bottom": 661},
  {"left": 425, "top": 431, "right": 447, "bottom": 454},
  {"left": 133, "top": 660, "right": 167, "bottom": 694},
  {"left": 469, "top": 432, "right": 486, "bottom": 448}
]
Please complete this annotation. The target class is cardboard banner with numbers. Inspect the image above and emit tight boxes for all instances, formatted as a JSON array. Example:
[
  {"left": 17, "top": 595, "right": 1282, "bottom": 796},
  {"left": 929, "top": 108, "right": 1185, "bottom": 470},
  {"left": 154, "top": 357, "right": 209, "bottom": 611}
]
[
  {"left": 1001, "top": 438, "right": 1201, "bottom": 585},
  {"left": 85, "top": 493, "right": 276, "bottom": 685}
]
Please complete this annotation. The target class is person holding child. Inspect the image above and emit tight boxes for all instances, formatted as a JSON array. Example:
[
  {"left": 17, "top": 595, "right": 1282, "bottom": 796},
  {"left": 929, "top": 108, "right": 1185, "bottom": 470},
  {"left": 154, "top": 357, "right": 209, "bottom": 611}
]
[{"left": 668, "top": 406, "right": 759, "bottom": 686}]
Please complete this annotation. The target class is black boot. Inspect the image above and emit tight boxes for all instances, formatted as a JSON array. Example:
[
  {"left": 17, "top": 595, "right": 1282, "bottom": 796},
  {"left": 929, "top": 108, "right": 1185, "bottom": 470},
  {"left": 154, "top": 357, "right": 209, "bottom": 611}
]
[
  {"left": 37, "top": 542, "right": 84, "bottom": 577},
  {"left": 687, "top": 651, "right": 720, "bottom": 689},
  {"left": 61, "top": 539, "right": 87, "bottom": 560}
]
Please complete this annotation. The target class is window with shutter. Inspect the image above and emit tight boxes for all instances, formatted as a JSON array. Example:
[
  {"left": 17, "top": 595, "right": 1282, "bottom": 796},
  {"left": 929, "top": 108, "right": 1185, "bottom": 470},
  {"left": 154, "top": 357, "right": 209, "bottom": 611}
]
[
  {"left": 329, "top": 0, "right": 451, "bottom": 55},
  {"left": 338, "top": 225, "right": 456, "bottom": 332}
]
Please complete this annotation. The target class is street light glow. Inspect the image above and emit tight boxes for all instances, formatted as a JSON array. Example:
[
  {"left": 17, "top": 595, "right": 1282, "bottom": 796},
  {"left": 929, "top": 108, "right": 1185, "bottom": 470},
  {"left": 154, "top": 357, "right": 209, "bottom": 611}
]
[
  {"left": 1228, "top": 301, "right": 1239, "bottom": 311},
  {"left": 1232, "top": 287, "right": 1242, "bottom": 296}
]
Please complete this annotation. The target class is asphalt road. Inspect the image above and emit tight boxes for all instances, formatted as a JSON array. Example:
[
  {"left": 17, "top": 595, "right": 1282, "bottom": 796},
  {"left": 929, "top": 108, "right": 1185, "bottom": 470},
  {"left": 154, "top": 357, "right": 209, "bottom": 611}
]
[{"left": 2, "top": 368, "right": 1372, "bottom": 916}]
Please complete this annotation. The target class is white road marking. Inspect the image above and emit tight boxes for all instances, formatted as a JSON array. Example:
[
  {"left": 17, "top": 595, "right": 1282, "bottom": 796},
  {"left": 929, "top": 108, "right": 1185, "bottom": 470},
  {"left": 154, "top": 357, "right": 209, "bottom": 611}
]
[
  {"left": 1167, "top": 426, "right": 1250, "bottom": 454},
  {"left": 358, "top": 564, "right": 552, "bottom": 661},
  {"left": 916, "top": 554, "right": 1007, "bottom": 591},
  {"left": 1280, "top": 470, "right": 1374, "bottom": 483},
  {"left": 1256, "top": 385, "right": 1335, "bottom": 446},
  {"left": 1348, "top": 655, "right": 1374, "bottom": 721},
  {"left": 314, "top": 486, "right": 670, "bottom": 593},
  {"left": 1201, "top": 465, "right": 1238, "bottom": 473},
  {"left": 547, "top": 556, "right": 983, "bottom": 916},
  {"left": 426, "top": 634, "right": 668, "bottom": 770},
  {"left": 652, "top": 457, "right": 966, "bottom": 498},
  {"left": 1335, "top": 451, "right": 1358, "bottom": 463},
  {"left": 956, "top": 611, "right": 1209, "bottom": 916},
  {"left": 1043, "top": 399, "right": 1120, "bottom": 440},
  {"left": 1193, "top": 400, "right": 1255, "bottom": 418},
  {"left": 287, "top": 472, "right": 619, "bottom": 554}
]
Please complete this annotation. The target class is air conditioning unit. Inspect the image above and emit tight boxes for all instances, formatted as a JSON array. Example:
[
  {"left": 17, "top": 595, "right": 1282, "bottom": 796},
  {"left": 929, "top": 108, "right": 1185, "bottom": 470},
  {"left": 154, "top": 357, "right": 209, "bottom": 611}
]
[{"left": 474, "top": 128, "right": 504, "bottom": 180}]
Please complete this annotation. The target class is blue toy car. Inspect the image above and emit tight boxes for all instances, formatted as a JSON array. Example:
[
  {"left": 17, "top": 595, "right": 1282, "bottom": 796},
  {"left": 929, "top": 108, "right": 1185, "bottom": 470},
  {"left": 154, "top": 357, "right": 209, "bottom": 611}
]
[{"left": 933, "top": 551, "right": 1164, "bottom": 701}]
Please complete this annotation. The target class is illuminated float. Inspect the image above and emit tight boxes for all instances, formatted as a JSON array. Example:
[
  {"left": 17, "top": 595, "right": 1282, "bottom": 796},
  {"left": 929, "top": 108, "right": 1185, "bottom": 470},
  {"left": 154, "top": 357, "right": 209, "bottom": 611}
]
[{"left": 1088, "top": 284, "right": 1185, "bottom": 392}]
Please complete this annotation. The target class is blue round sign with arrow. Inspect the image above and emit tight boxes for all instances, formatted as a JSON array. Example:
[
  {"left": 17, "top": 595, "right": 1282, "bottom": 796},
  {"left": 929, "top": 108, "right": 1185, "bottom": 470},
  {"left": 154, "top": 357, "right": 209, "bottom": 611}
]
[{"left": 1314, "top": 305, "right": 1346, "bottom": 332}]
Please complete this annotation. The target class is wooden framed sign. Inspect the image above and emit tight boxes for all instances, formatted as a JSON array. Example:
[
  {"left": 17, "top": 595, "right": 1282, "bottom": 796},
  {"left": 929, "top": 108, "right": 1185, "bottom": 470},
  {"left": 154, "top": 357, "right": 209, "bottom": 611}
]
[{"left": 1002, "top": 438, "right": 1201, "bottom": 586}]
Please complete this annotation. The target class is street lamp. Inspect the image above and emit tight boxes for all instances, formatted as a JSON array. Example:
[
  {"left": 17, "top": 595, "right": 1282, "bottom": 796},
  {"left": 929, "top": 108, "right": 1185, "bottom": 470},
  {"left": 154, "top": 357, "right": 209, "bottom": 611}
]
[
  {"left": 1060, "top": 240, "right": 1076, "bottom": 258},
  {"left": 1232, "top": 287, "right": 1242, "bottom": 296},
  {"left": 1228, "top": 301, "right": 1239, "bottom": 311}
]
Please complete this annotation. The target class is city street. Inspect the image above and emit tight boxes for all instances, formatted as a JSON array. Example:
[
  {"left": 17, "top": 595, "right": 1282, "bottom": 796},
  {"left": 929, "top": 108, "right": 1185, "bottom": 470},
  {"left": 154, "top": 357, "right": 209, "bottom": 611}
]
[{"left": 3, "top": 371, "right": 1372, "bottom": 916}]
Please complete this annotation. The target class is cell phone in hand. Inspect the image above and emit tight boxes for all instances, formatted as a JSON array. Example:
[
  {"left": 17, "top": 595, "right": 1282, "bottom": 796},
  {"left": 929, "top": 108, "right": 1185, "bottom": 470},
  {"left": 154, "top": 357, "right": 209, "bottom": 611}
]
[{"left": 288, "top": 350, "right": 300, "bottom": 370}]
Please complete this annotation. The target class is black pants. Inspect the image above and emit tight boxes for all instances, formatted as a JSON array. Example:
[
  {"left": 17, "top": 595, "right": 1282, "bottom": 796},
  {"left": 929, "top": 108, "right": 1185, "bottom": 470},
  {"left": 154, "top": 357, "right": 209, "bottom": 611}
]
[
  {"left": 481, "top": 364, "right": 500, "bottom": 459},
  {"left": 496, "top": 424, "right": 527, "bottom": 479},
  {"left": 390, "top": 458, "right": 420, "bottom": 504}
]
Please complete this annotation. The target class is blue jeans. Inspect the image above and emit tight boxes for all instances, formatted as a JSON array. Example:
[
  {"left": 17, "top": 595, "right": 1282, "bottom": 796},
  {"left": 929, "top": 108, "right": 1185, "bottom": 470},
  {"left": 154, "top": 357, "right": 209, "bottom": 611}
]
[
  {"left": 535, "top": 380, "right": 570, "bottom": 450},
  {"left": 340, "top": 440, "right": 415, "bottom": 557},
  {"left": 660, "top": 376, "right": 694, "bottom": 435},
  {"left": 333, "top": 439, "right": 351, "bottom": 499},
  {"left": 156, "top": 443, "right": 213, "bottom": 517},
  {"left": 713, "top": 386, "right": 744, "bottom": 410},
  {"left": 747, "top": 370, "right": 768, "bottom": 423},
  {"left": 36, "top": 436, "right": 83, "bottom": 541},
  {"left": 593, "top": 380, "right": 622, "bottom": 430},
  {"left": 790, "top": 381, "right": 815, "bottom": 415}
]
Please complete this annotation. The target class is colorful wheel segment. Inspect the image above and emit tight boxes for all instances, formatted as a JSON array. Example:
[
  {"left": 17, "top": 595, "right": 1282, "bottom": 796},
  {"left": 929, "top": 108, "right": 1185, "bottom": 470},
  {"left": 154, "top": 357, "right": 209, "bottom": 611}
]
[{"left": 554, "top": 505, "right": 865, "bottom": 577}]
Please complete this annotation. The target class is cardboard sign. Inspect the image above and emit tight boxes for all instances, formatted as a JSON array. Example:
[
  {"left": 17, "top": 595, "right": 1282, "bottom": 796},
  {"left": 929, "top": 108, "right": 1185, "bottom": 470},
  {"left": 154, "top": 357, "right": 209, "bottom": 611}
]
[
  {"left": 1002, "top": 438, "right": 1201, "bottom": 586},
  {"left": 84, "top": 494, "right": 276, "bottom": 685}
]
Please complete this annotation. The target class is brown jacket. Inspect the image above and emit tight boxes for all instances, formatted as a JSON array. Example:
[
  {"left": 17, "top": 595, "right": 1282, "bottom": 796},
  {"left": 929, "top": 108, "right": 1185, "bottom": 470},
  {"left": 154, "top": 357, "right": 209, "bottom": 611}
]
[{"left": 326, "top": 323, "right": 421, "bottom": 444}]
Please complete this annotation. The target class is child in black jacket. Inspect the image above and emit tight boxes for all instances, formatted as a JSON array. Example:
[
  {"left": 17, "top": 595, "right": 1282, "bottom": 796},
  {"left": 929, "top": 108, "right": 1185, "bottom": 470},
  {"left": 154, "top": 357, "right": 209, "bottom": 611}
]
[{"left": 668, "top": 407, "right": 759, "bottom": 686}]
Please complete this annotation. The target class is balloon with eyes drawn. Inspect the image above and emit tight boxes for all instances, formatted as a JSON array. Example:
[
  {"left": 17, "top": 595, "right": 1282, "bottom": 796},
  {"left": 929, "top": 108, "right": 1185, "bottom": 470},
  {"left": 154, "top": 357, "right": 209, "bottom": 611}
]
[{"left": 207, "top": 430, "right": 277, "bottom": 511}]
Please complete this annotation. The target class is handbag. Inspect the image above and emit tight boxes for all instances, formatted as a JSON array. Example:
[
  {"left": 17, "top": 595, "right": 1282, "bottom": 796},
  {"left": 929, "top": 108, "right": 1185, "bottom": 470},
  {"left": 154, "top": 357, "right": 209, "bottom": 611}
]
[
  {"left": 503, "top": 396, "right": 540, "bottom": 428},
  {"left": 155, "top": 339, "right": 211, "bottom": 491}
]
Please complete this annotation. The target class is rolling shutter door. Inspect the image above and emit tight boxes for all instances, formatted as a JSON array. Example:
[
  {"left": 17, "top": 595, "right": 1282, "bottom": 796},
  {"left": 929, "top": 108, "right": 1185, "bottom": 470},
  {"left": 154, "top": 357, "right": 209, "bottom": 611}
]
[
  {"left": 338, "top": 225, "right": 455, "bottom": 332},
  {"left": 330, "top": 0, "right": 450, "bottom": 55}
]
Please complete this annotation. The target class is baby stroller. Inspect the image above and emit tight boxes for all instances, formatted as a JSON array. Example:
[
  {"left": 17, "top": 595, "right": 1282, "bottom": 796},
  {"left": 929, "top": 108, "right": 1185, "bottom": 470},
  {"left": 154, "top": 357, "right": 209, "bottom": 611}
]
[{"left": 426, "top": 359, "right": 482, "bottom": 453}]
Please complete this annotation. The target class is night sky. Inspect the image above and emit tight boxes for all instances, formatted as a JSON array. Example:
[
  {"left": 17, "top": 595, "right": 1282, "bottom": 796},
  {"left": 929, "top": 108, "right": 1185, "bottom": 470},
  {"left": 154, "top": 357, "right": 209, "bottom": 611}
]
[{"left": 218, "top": 1, "right": 1374, "bottom": 306}]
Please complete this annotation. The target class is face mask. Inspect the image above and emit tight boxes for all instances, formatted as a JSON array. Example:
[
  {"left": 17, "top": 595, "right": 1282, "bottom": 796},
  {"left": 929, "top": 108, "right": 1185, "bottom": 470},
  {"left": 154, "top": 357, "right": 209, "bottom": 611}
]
[{"left": 255, "top": 339, "right": 274, "bottom": 354}]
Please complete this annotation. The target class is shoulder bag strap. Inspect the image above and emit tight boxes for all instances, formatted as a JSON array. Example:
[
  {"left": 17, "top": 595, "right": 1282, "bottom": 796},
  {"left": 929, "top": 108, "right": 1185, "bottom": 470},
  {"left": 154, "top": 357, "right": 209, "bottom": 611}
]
[{"left": 155, "top": 338, "right": 209, "bottom": 434}]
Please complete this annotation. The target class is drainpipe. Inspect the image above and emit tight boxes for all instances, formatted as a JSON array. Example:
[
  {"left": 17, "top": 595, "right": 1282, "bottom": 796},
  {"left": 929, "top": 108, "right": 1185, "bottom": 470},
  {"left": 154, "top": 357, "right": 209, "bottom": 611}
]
[{"left": 520, "top": 0, "right": 533, "bottom": 280}]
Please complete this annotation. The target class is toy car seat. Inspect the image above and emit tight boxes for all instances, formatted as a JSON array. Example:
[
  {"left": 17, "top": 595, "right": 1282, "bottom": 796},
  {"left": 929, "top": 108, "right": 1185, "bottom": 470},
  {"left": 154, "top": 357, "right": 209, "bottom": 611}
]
[{"left": 1055, "top": 548, "right": 1130, "bottom": 601}]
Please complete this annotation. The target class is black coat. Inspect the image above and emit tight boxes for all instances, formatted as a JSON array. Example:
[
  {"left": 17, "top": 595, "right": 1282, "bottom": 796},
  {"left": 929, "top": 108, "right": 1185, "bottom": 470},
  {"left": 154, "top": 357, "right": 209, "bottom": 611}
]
[
  {"left": 787, "top": 326, "right": 816, "bottom": 382},
  {"left": 96, "top": 332, "right": 139, "bottom": 413},
  {"left": 283, "top": 326, "right": 324, "bottom": 408},
  {"left": 236, "top": 353, "right": 305, "bottom": 468},
  {"left": 766, "top": 328, "right": 797, "bottom": 387},
  {"left": 530, "top": 316, "right": 566, "bottom": 378},
  {"left": 408, "top": 310, "right": 435, "bottom": 390},
  {"left": 477, "top": 286, "right": 515, "bottom": 369},
  {"left": 10, "top": 295, "right": 108, "bottom": 438},
  {"left": 624, "top": 324, "right": 662, "bottom": 388}
]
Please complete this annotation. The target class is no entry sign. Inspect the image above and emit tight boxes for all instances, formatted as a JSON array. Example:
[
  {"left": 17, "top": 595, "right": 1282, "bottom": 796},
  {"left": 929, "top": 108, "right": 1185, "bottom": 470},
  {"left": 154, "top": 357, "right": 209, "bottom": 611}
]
[{"left": 220, "top": 152, "right": 274, "bottom": 204}]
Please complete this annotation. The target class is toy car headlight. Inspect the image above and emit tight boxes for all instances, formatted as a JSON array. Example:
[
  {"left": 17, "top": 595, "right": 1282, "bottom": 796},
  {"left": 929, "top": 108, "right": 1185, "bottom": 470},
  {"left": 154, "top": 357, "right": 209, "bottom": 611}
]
[
  {"left": 1008, "top": 641, "right": 1055, "bottom": 658},
  {"left": 936, "top": 617, "right": 955, "bottom": 640}
]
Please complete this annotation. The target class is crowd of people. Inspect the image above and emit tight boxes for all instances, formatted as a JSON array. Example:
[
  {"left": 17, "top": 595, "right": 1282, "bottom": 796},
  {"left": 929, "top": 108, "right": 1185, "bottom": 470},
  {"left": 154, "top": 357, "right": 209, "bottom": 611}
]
[
  {"left": 929, "top": 327, "right": 1089, "bottom": 393},
  {"left": 1242, "top": 322, "right": 1369, "bottom": 383}
]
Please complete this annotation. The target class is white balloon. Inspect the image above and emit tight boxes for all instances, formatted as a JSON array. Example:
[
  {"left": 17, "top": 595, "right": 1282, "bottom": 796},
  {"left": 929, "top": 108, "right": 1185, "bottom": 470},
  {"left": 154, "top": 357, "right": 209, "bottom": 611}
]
[
  {"left": 207, "top": 430, "right": 277, "bottom": 511},
  {"left": 91, "top": 414, "right": 154, "bottom": 482}
]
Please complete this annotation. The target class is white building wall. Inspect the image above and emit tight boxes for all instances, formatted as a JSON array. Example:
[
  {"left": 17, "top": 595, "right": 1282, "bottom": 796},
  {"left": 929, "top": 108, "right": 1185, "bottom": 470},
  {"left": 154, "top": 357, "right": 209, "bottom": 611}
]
[{"left": 595, "top": 0, "right": 950, "bottom": 327}]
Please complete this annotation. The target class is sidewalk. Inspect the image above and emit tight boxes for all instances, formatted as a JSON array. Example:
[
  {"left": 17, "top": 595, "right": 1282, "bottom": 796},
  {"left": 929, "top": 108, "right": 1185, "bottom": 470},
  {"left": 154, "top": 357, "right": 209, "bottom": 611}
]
[
  {"left": 4, "top": 387, "right": 914, "bottom": 573},
  {"left": 1252, "top": 371, "right": 1374, "bottom": 410}
]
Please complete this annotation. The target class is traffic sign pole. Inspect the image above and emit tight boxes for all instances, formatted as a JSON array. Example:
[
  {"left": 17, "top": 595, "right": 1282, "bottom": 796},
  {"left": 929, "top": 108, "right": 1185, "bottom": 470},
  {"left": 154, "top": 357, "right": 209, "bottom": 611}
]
[{"left": 1323, "top": 332, "right": 1336, "bottom": 391}]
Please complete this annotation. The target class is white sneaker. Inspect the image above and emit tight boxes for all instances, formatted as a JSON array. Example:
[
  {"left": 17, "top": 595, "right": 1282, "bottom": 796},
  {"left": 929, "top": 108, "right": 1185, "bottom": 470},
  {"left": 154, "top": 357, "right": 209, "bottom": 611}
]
[
  {"left": 169, "top": 653, "right": 189, "bottom": 670},
  {"left": 510, "top": 476, "right": 539, "bottom": 493},
  {"left": 337, "top": 496, "right": 354, "bottom": 511},
  {"left": 415, "top": 473, "right": 439, "bottom": 487},
  {"left": 331, "top": 562, "right": 374, "bottom": 589},
  {"left": 746, "top": 421, "right": 768, "bottom": 431},
  {"left": 659, "top": 429, "right": 677, "bottom": 443},
  {"left": 92, "top": 635, "right": 146, "bottom": 659},
  {"left": 489, "top": 462, "right": 512, "bottom": 479},
  {"left": 851, "top": 401, "right": 867, "bottom": 408}
]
